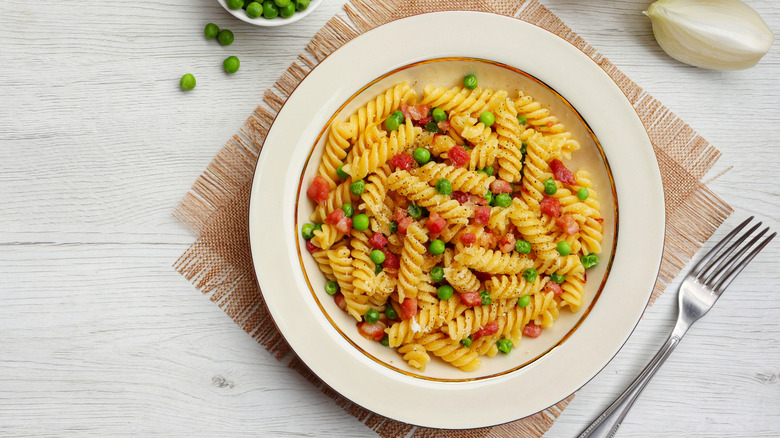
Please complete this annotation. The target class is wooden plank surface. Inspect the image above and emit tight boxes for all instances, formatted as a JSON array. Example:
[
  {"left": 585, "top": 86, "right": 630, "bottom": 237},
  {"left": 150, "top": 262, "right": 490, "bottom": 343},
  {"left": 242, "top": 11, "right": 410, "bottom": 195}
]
[{"left": 1, "top": 0, "right": 778, "bottom": 436}]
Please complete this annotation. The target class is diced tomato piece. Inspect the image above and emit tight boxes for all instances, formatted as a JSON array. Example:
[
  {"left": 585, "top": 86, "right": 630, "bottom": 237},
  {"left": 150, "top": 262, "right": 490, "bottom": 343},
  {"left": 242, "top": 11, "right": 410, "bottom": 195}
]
[
  {"left": 334, "top": 217, "right": 352, "bottom": 235},
  {"left": 473, "top": 321, "right": 499, "bottom": 340},
  {"left": 390, "top": 153, "right": 415, "bottom": 170},
  {"left": 523, "top": 323, "right": 542, "bottom": 338},
  {"left": 397, "top": 216, "right": 414, "bottom": 235},
  {"left": 499, "top": 233, "right": 516, "bottom": 253},
  {"left": 555, "top": 214, "right": 580, "bottom": 236},
  {"left": 473, "top": 270, "right": 493, "bottom": 282},
  {"left": 393, "top": 207, "right": 409, "bottom": 223},
  {"left": 324, "top": 208, "right": 345, "bottom": 225},
  {"left": 357, "top": 320, "right": 387, "bottom": 341},
  {"left": 451, "top": 190, "right": 469, "bottom": 204},
  {"left": 334, "top": 293, "right": 347, "bottom": 311},
  {"left": 490, "top": 179, "right": 512, "bottom": 194},
  {"left": 460, "top": 232, "right": 476, "bottom": 246},
  {"left": 369, "top": 233, "right": 388, "bottom": 249},
  {"left": 459, "top": 292, "right": 483, "bottom": 307},
  {"left": 549, "top": 159, "right": 576, "bottom": 185},
  {"left": 468, "top": 194, "right": 489, "bottom": 206},
  {"left": 543, "top": 281, "right": 564, "bottom": 297},
  {"left": 418, "top": 116, "right": 433, "bottom": 126},
  {"left": 380, "top": 248, "right": 400, "bottom": 270},
  {"left": 400, "top": 297, "right": 418, "bottom": 320},
  {"left": 448, "top": 145, "right": 469, "bottom": 167},
  {"left": 306, "top": 176, "right": 330, "bottom": 206},
  {"left": 426, "top": 212, "right": 446, "bottom": 237},
  {"left": 305, "top": 240, "right": 318, "bottom": 253},
  {"left": 540, "top": 196, "right": 561, "bottom": 217},
  {"left": 407, "top": 104, "right": 430, "bottom": 121},
  {"left": 475, "top": 206, "right": 492, "bottom": 225},
  {"left": 438, "top": 120, "right": 451, "bottom": 132}
]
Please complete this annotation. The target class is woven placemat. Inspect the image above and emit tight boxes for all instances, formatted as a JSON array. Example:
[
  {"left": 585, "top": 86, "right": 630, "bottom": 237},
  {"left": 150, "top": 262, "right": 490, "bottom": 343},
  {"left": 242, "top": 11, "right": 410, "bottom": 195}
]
[{"left": 173, "top": 1, "right": 733, "bottom": 436}]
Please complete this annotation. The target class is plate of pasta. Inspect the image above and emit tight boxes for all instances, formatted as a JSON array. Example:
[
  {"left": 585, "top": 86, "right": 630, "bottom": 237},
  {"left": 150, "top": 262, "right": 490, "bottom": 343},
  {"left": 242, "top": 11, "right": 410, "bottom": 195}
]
[{"left": 248, "top": 11, "right": 664, "bottom": 429}]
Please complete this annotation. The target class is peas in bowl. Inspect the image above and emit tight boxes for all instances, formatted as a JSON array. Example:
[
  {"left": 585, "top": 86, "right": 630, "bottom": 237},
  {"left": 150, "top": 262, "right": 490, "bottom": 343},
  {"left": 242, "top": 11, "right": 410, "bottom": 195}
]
[{"left": 218, "top": 0, "right": 322, "bottom": 26}]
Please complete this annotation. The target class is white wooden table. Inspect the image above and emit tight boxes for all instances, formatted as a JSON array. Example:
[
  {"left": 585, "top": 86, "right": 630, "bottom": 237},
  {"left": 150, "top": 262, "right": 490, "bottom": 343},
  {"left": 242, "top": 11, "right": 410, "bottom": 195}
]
[{"left": 1, "top": 1, "right": 778, "bottom": 436}]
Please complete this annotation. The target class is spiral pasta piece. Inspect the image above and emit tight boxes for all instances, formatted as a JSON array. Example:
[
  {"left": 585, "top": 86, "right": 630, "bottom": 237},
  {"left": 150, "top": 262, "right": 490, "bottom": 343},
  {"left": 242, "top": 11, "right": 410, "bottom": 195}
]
[
  {"left": 311, "top": 224, "right": 343, "bottom": 250},
  {"left": 397, "top": 222, "right": 429, "bottom": 302},
  {"left": 412, "top": 162, "right": 495, "bottom": 196},
  {"left": 387, "top": 171, "right": 471, "bottom": 225},
  {"left": 494, "top": 99, "right": 525, "bottom": 183},
  {"left": 485, "top": 274, "right": 543, "bottom": 300},
  {"left": 454, "top": 245, "right": 532, "bottom": 275},
  {"left": 418, "top": 332, "right": 481, "bottom": 372},
  {"left": 347, "top": 118, "right": 419, "bottom": 180},
  {"left": 385, "top": 304, "right": 439, "bottom": 347},
  {"left": 317, "top": 117, "right": 357, "bottom": 189},
  {"left": 398, "top": 343, "right": 430, "bottom": 372},
  {"left": 350, "top": 230, "right": 376, "bottom": 297},
  {"left": 354, "top": 82, "right": 416, "bottom": 138},
  {"left": 443, "top": 262, "right": 481, "bottom": 294},
  {"left": 508, "top": 199, "right": 559, "bottom": 263}
]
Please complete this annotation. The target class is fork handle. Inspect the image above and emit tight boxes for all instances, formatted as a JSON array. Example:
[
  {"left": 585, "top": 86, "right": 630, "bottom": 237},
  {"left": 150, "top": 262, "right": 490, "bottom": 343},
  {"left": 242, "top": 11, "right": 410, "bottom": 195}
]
[{"left": 577, "top": 333, "right": 683, "bottom": 438}]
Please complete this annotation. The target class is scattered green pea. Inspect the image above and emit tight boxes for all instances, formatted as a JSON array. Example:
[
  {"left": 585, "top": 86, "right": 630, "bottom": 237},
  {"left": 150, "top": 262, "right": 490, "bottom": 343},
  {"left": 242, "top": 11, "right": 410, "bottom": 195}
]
[
  {"left": 479, "top": 111, "right": 495, "bottom": 127},
  {"left": 217, "top": 29, "right": 234, "bottom": 46},
  {"left": 460, "top": 336, "right": 473, "bottom": 347},
  {"left": 413, "top": 147, "right": 431, "bottom": 165},
  {"left": 295, "top": 0, "right": 310, "bottom": 10},
  {"left": 263, "top": 1, "right": 279, "bottom": 18},
  {"left": 431, "top": 108, "right": 446, "bottom": 123},
  {"left": 204, "top": 23, "right": 220, "bottom": 39},
  {"left": 463, "top": 74, "right": 478, "bottom": 90},
  {"left": 479, "top": 290, "right": 492, "bottom": 306},
  {"left": 385, "top": 306, "right": 398, "bottom": 320},
  {"left": 581, "top": 254, "right": 600, "bottom": 269},
  {"left": 515, "top": 239, "right": 531, "bottom": 254},
  {"left": 223, "top": 56, "right": 240, "bottom": 74},
  {"left": 352, "top": 213, "right": 369, "bottom": 231},
  {"left": 550, "top": 273, "right": 566, "bottom": 284},
  {"left": 523, "top": 268, "right": 539, "bottom": 283},
  {"left": 369, "top": 249, "right": 385, "bottom": 265},
  {"left": 557, "top": 241, "right": 572, "bottom": 256},
  {"left": 494, "top": 193, "right": 512, "bottom": 208},
  {"left": 543, "top": 178, "right": 557, "bottom": 195},
  {"left": 341, "top": 203, "right": 354, "bottom": 218},
  {"left": 380, "top": 334, "right": 390, "bottom": 346},
  {"left": 227, "top": 0, "right": 244, "bottom": 8},
  {"left": 364, "top": 308, "right": 380, "bottom": 324},
  {"left": 497, "top": 338, "right": 513, "bottom": 354},
  {"left": 407, "top": 203, "right": 423, "bottom": 219},
  {"left": 517, "top": 115, "right": 528, "bottom": 126},
  {"left": 350, "top": 179, "right": 365, "bottom": 196},
  {"left": 179, "top": 73, "right": 196, "bottom": 91},
  {"left": 435, "top": 178, "right": 452, "bottom": 195},
  {"left": 325, "top": 280, "right": 339, "bottom": 295},
  {"left": 437, "top": 284, "right": 454, "bottom": 301},
  {"left": 336, "top": 165, "right": 349, "bottom": 180},
  {"left": 429, "top": 239, "right": 445, "bottom": 255},
  {"left": 577, "top": 187, "right": 590, "bottom": 201},
  {"left": 430, "top": 266, "right": 444, "bottom": 283},
  {"left": 301, "top": 223, "right": 315, "bottom": 240},
  {"left": 517, "top": 295, "right": 531, "bottom": 308},
  {"left": 246, "top": 1, "right": 263, "bottom": 17}
]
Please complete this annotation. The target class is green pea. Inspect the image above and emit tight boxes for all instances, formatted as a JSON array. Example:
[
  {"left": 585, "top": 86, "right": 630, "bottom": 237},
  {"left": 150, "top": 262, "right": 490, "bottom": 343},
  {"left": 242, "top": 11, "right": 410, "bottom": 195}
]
[
  {"left": 557, "top": 241, "right": 572, "bottom": 256},
  {"left": 389, "top": 221, "right": 398, "bottom": 233},
  {"left": 437, "top": 284, "right": 454, "bottom": 301},
  {"left": 341, "top": 203, "right": 354, "bottom": 218},
  {"left": 262, "top": 1, "right": 279, "bottom": 18},
  {"left": 301, "top": 223, "right": 315, "bottom": 240},
  {"left": 484, "top": 190, "right": 493, "bottom": 205},
  {"left": 391, "top": 110, "right": 404, "bottom": 122},
  {"left": 385, "top": 306, "right": 398, "bottom": 320},
  {"left": 483, "top": 166, "right": 494, "bottom": 176},
  {"left": 223, "top": 56, "right": 240, "bottom": 74},
  {"left": 577, "top": 187, "right": 590, "bottom": 201},
  {"left": 494, "top": 193, "right": 512, "bottom": 208},
  {"left": 429, "top": 239, "right": 445, "bottom": 255},
  {"left": 217, "top": 29, "right": 234, "bottom": 46},
  {"left": 204, "top": 23, "right": 220, "bottom": 38},
  {"left": 550, "top": 273, "right": 566, "bottom": 284},
  {"left": 517, "top": 295, "right": 531, "bottom": 308},
  {"left": 431, "top": 108, "right": 446, "bottom": 123},
  {"left": 424, "top": 121, "right": 442, "bottom": 133},
  {"left": 515, "top": 239, "right": 531, "bottom": 254},
  {"left": 413, "top": 147, "right": 431, "bottom": 165},
  {"left": 369, "top": 249, "right": 385, "bottom": 265},
  {"left": 227, "top": 0, "right": 244, "bottom": 8},
  {"left": 435, "top": 178, "right": 452, "bottom": 195},
  {"left": 430, "top": 266, "right": 444, "bottom": 283},
  {"left": 380, "top": 334, "right": 390, "bottom": 346},
  {"left": 384, "top": 114, "right": 401, "bottom": 132},
  {"left": 336, "top": 165, "right": 349, "bottom": 180},
  {"left": 407, "top": 203, "right": 423, "bottom": 219},
  {"left": 374, "top": 264, "right": 383, "bottom": 274},
  {"left": 479, "top": 111, "right": 495, "bottom": 127},
  {"left": 581, "top": 254, "right": 600, "bottom": 269},
  {"left": 517, "top": 115, "right": 528, "bottom": 126},
  {"left": 325, "top": 280, "right": 339, "bottom": 295},
  {"left": 460, "top": 336, "right": 473, "bottom": 347},
  {"left": 497, "top": 338, "right": 513, "bottom": 354},
  {"left": 543, "top": 178, "right": 557, "bottom": 195},
  {"left": 362, "top": 309, "right": 379, "bottom": 324},
  {"left": 295, "top": 0, "right": 310, "bottom": 10},
  {"left": 313, "top": 223, "right": 322, "bottom": 232},
  {"left": 352, "top": 214, "right": 369, "bottom": 231},
  {"left": 479, "top": 290, "right": 492, "bottom": 306},
  {"left": 520, "top": 141, "right": 528, "bottom": 155},
  {"left": 350, "top": 179, "right": 365, "bottom": 196},
  {"left": 279, "top": 2, "right": 295, "bottom": 17},
  {"left": 523, "top": 268, "right": 538, "bottom": 283},
  {"left": 463, "top": 74, "right": 478, "bottom": 90},
  {"left": 179, "top": 73, "right": 196, "bottom": 91},
  {"left": 274, "top": 0, "right": 291, "bottom": 6}
]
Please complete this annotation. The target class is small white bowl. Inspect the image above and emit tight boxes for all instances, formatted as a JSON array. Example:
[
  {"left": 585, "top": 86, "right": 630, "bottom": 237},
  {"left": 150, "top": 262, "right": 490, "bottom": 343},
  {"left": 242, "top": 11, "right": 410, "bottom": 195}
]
[{"left": 217, "top": 0, "right": 323, "bottom": 27}]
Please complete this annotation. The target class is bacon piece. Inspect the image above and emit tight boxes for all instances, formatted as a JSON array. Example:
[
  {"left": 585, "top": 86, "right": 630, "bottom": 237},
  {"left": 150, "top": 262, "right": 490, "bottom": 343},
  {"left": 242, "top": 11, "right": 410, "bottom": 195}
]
[
  {"left": 400, "top": 297, "right": 418, "bottom": 320},
  {"left": 523, "top": 323, "right": 542, "bottom": 338},
  {"left": 390, "top": 153, "right": 415, "bottom": 170},
  {"left": 407, "top": 104, "right": 430, "bottom": 121},
  {"left": 490, "top": 179, "right": 512, "bottom": 194},
  {"left": 473, "top": 321, "right": 499, "bottom": 340},
  {"left": 437, "top": 120, "right": 451, "bottom": 132},
  {"left": 418, "top": 116, "right": 433, "bottom": 126},
  {"left": 393, "top": 207, "right": 409, "bottom": 223},
  {"left": 468, "top": 194, "right": 489, "bottom": 206},
  {"left": 459, "top": 292, "right": 483, "bottom": 307},
  {"left": 475, "top": 206, "right": 491, "bottom": 225},
  {"left": 325, "top": 209, "right": 352, "bottom": 234},
  {"left": 472, "top": 270, "right": 493, "bottom": 282},
  {"left": 451, "top": 190, "right": 469, "bottom": 204},
  {"left": 397, "top": 216, "right": 413, "bottom": 235},
  {"left": 460, "top": 232, "right": 476, "bottom": 246},
  {"left": 448, "top": 145, "right": 469, "bottom": 167},
  {"left": 426, "top": 212, "right": 446, "bottom": 238},
  {"left": 357, "top": 320, "right": 387, "bottom": 341},
  {"left": 380, "top": 248, "right": 400, "bottom": 273},
  {"left": 543, "top": 281, "right": 564, "bottom": 297},
  {"left": 549, "top": 159, "right": 576, "bottom": 185},
  {"left": 555, "top": 214, "right": 580, "bottom": 236},
  {"left": 478, "top": 230, "right": 497, "bottom": 248},
  {"left": 369, "top": 233, "right": 388, "bottom": 249},
  {"left": 498, "top": 233, "right": 516, "bottom": 253},
  {"left": 540, "top": 196, "right": 561, "bottom": 217},
  {"left": 306, "top": 176, "right": 330, "bottom": 205},
  {"left": 334, "top": 293, "right": 347, "bottom": 311}
]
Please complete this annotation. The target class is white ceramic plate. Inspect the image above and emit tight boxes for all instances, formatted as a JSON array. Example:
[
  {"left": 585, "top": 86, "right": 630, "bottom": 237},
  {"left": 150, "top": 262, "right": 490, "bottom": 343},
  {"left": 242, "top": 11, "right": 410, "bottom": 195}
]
[{"left": 249, "top": 11, "right": 664, "bottom": 429}]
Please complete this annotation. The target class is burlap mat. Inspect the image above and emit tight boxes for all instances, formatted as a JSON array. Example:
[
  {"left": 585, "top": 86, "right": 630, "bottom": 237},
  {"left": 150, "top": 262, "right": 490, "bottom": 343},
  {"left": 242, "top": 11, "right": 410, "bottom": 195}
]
[{"left": 173, "top": 0, "right": 733, "bottom": 436}]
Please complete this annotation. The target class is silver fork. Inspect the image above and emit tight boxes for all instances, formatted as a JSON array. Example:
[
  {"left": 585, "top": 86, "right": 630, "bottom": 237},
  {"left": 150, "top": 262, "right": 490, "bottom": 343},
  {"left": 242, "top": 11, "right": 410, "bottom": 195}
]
[{"left": 578, "top": 216, "right": 776, "bottom": 438}]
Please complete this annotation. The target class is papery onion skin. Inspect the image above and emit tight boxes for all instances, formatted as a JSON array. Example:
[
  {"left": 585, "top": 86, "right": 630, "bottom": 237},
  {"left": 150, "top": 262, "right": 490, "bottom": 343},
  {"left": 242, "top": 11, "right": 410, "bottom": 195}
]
[{"left": 644, "top": 0, "right": 774, "bottom": 70}]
